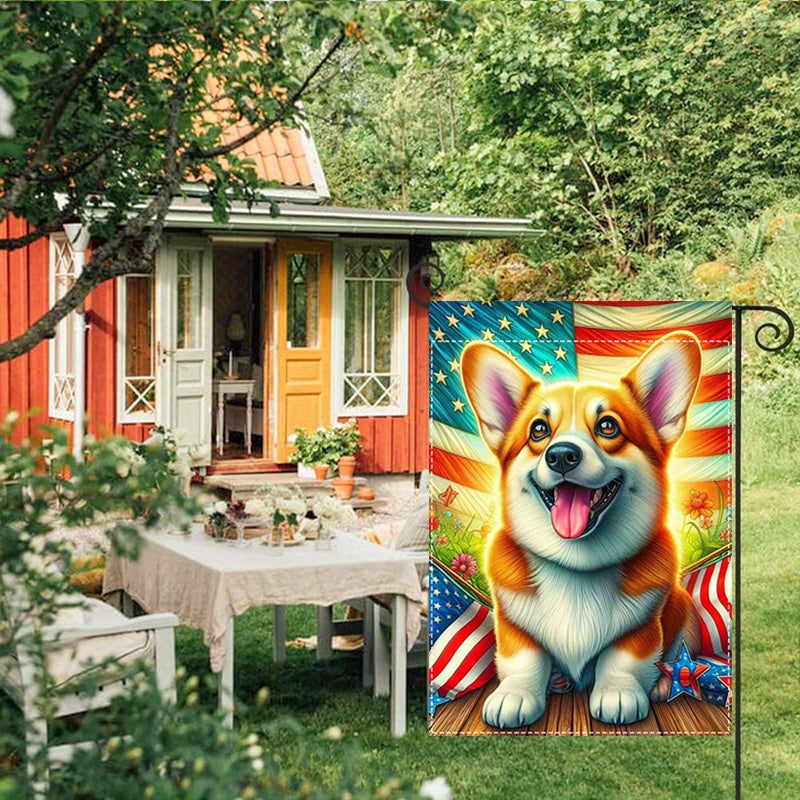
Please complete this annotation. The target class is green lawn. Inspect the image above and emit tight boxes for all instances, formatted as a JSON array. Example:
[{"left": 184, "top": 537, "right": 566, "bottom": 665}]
[{"left": 172, "top": 480, "right": 799, "bottom": 800}]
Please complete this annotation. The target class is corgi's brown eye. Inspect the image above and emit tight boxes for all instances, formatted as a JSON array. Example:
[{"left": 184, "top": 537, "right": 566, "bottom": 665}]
[
  {"left": 530, "top": 419, "right": 551, "bottom": 442},
  {"left": 595, "top": 416, "right": 620, "bottom": 438}
]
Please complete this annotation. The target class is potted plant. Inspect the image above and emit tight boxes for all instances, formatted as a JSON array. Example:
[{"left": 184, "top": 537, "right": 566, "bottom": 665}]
[
  {"left": 288, "top": 428, "right": 335, "bottom": 478},
  {"left": 326, "top": 419, "right": 362, "bottom": 478}
]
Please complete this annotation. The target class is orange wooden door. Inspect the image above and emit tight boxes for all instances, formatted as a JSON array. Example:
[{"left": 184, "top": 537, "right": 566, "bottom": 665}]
[{"left": 274, "top": 240, "right": 332, "bottom": 462}]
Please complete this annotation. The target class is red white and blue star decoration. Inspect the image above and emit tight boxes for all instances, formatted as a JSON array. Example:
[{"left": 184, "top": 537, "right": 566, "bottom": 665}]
[
  {"left": 696, "top": 656, "right": 733, "bottom": 708},
  {"left": 658, "top": 640, "right": 710, "bottom": 702}
]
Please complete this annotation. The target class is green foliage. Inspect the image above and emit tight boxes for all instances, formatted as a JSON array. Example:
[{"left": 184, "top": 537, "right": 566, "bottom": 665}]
[
  {"left": 0, "top": 422, "right": 201, "bottom": 796},
  {"left": 48, "top": 675, "right": 272, "bottom": 800},
  {"left": 440, "top": 0, "right": 800, "bottom": 265},
  {"left": 288, "top": 420, "right": 361, "bottom": 468}
]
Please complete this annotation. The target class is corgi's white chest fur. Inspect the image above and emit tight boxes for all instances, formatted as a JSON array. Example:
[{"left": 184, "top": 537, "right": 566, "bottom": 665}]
[{"left": 496, "top": 558, "right": 662, "bottom": 685}]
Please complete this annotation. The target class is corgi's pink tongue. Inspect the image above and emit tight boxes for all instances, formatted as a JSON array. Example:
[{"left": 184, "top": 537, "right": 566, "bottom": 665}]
[{"left": 550, "top": 483, "right": 592, "bottom": 539}]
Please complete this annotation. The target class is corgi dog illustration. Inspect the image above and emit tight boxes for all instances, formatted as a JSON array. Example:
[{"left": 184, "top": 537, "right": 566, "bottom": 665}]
[{"left": 461, "top": 331, "right": 703, "bottom": 729}]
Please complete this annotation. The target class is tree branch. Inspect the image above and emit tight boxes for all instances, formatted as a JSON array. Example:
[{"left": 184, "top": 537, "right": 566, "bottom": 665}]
[
  {"left": 194, "top": 31, "right": 348, "bottom": 160},
  {"left": 0, "top": 5, "right": 123, "bottom": 221},
  {"left": 0, "top": 85, "right": 188, "bottom": 363},
  {"left": 0, "top": 197, "right": 81, "bottom": 252}
]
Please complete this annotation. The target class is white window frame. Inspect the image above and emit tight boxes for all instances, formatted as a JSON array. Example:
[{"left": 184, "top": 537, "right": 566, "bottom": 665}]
[
  {"left": 117, "top": 273, "right": 157, "bottom": 424},
  {"left": 48, "top": 232, "right": 75, "bottom": 420},
  {"left": 331, "top": 238, "right": 409, "bottom": 418}
]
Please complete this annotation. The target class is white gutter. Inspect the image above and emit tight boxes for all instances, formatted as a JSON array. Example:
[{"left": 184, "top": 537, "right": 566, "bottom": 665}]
[
  {"left": 62, "top": 222, "right": 91, "bottom": 462},
  {"left": 162, "top": 199, "right": 539, "bottom": 239},
  {"left": 178, "top": 182, "right": 324, "bottom": 205}
]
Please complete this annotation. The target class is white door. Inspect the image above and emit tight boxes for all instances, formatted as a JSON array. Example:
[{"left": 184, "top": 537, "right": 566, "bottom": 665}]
[{"left": 156, "top": 237, "right": 213, "bottom": 466}]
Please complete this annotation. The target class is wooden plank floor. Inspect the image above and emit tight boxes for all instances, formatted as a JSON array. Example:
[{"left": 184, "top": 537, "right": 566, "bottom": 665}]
[{"left": 430, "top": 678, "right": 731, "bottom": 736}]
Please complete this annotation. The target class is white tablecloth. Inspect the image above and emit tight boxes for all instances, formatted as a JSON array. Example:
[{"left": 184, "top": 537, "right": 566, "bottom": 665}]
[{"left": 103, "top": 524, "right": 423, "bottom": 673}]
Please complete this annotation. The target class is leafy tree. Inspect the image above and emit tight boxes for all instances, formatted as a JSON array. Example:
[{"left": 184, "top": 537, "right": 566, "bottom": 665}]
[
  {"left": 0, "top": 0, "right": 459, "bottom": 362},
  {"left": 307, "top": 9, "right": 473, "bottom": 212},
  {"left": 436, "top": 0, "right": 800, "bottom": 274}
]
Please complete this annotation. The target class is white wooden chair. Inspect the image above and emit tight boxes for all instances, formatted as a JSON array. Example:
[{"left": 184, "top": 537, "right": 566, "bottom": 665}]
[
  {"left": 0, "top": 597, "right": 178, "bottom": 789},
  {"left": 360, "top": 472, "right": 430, "bottom": 703}
]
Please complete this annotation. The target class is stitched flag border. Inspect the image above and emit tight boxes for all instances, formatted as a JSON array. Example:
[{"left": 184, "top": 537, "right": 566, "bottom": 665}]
[{"left": 428, "top": 300, "right": 732, "bottom": 735}]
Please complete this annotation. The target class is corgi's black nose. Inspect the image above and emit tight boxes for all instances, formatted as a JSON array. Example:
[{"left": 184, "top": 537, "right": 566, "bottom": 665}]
[{"left": 545, "top": 442, "right": 583, "bottom": 475}]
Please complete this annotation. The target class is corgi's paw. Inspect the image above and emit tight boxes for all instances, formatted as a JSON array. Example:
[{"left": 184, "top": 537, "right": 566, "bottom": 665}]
[
  {"left": 482, "top": 679, "right": 546, "bottom": 729},
  {"left": 590, "top": 683, "right": 650, "bottom": 725}
]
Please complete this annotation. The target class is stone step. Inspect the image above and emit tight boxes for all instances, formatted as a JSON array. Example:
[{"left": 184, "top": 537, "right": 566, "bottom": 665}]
[{"left": 202, "top": 472, "right": 380, "bottom": 512}]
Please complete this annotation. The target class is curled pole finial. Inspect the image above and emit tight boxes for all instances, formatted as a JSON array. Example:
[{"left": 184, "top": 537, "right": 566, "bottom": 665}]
[
  {"left": 736, "top": 304, "right": 795, "bottom": 353},
  {"left": 406, "top": 256, "right": 445, "bottom": 308}
]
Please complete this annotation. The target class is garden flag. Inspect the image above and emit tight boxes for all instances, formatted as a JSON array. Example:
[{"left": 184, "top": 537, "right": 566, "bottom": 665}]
[{"left": 429, "top": 301, "right": 732, "bottom": 735}]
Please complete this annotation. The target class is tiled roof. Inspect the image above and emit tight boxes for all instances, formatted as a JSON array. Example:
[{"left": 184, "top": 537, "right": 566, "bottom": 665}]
[
  {"left": 194, "top": 75, "right": 321, "bottom": 192},
  {"left": 220, "top": 122, "right": 315, "bottom": 188}
]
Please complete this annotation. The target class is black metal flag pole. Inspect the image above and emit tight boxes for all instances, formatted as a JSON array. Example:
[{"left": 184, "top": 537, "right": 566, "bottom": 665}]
[{"left": 732, "top": 305, "right": 794, "bottom": 800}]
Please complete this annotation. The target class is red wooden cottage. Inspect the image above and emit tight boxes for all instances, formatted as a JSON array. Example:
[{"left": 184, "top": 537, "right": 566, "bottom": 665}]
[{"left": 0, "top": 125, "right": 530, "bottom": 477}]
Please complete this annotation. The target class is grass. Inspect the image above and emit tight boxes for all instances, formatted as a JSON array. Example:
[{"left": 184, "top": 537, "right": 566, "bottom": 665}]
[{"left": 166, "top": 411, "right": 799, "bottom": 799}]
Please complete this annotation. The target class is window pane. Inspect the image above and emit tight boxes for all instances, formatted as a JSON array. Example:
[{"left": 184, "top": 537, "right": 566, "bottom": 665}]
[
  {"left": 125, "top": 276, "right": 153, "bottom": 377},
  {"left": 341, "top": 243, "right": 404, "bottom": 411},
  {"left": 123, "top": 274, "right": 156, "bottom": 417},
  {"left": 50, "top": 233, "right": 76, "bottom": 416},
  {"left": 373, "top": 280, "right": 397, "bottom": 374},
  {"left": 287, "top": 252, "right": 319, "bottom": 348},
  {"left": 176, "top": 250, "right": 202, "bottom": 349},
  {"left": 344, "top": 280, "right": 368, "bottom": 374}
]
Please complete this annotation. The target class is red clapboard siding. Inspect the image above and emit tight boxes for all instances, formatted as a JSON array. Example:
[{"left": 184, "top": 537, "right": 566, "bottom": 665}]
[
  {"left": 391, "top": 415, "right": 407, "bottom": 473},
  {"left": 26, "top": 234, "right": 50, "bottom": 437},
  {"left": 0, "top": 218, "right": 10, "bottom": 422},
  {"left": 0, "top": 217, "right": 50, "bottom": 442},
  {"left": 8, "top": 215, "right": 30, "bottom": 441},
  {"left": 120, "top": 423, "right": 149, "bottom": 443},
  {"left": 86, "top": 275, "right": 116, "bottom": 437}
]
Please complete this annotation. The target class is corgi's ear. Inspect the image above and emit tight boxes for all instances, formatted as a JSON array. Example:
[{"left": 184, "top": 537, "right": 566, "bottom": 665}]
[
  {"left": 622, "top": 331, "right": 703, "bottom": 447},
  {"left": 461, "top": 343, "right": 537, "bottom": 454}
]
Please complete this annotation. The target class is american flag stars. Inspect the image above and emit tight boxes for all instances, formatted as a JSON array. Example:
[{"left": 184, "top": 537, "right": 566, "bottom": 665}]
[{"left": 428, "top": 301, "right": 576, "bottom": 437}]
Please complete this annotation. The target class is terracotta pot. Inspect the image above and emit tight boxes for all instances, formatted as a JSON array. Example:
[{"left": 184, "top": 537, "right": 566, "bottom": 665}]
[
  {"left": 332, "top": 477, "right": 355, "bottom": 500},
  {"left": 313, "top": 464, "right": 329, "bottom": 481},
  {"left": 337, "top": 455, "right": 356, "bottom": 478},
  {"left": 357, "top": 486, "right": 375, "bottom": 501}
]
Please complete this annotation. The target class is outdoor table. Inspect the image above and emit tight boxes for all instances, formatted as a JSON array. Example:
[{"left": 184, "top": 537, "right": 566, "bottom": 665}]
[{"left": 102, "top": 524, "right": 423, "bottom": 736}]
